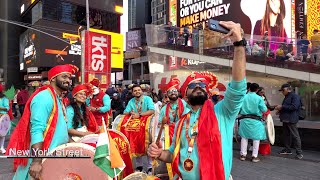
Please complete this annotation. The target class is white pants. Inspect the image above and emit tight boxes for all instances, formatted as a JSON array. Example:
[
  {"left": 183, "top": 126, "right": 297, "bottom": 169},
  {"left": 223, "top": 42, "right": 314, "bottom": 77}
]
[
  {"left": 135, "top": 156, "right": 152, "bottom": 169},
  {"left": 0, "top": 136, "right": 5, "bottom": 149},
  {"left": 240, "top": 138, "right": 260, "bottom": 158}
]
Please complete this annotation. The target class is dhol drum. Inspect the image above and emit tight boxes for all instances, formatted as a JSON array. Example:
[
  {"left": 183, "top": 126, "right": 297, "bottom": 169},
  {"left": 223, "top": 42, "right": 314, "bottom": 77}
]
[
  {"left": 112, "top": 115, "right": 156, "bottom": 156},
  {"left": 123, "top": 172, "right": 160, "bottom": 180},
  {"left": 234, "top": 115, "right": 275, "bottom": 145},
  {"left": 0, "top": 114, "right": 11, "bottom": 137},
  {"left": 41, "top": 143, "right": 109, "bottom": 180},
  {"left": 78, "top": 130, "right": 134, "bottom": 178}
]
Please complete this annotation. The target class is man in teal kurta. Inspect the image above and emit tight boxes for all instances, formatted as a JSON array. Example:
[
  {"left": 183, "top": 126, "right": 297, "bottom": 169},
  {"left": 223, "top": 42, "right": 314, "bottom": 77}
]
[
  {"left": 6, "top": 64, "right": 78, "bottom": 180},
  {"left": 168, "top": 79, "right": 246, "bottom": 180},
  {"left": 0, "top": 87, "right": 10, "bottom": 154},
  {"left": 123, "top": 84, "right": 155, "bottom": 174},
  {"left": 238, "top": 83, "right": 267, "bottom": 162},
  {"left": 148, "top": 21, "right": 247, "bottom": 180}
]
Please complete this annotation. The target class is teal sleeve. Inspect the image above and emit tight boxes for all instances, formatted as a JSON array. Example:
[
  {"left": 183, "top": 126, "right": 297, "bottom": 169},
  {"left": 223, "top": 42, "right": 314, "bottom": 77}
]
[
  {"left": 2, "top": 98, "right": 9, "bottom": 111},
  {"left": 123, "top": 99, "right": 133, "bottom": 113},
  {"left": 66, "top": 106, "right": 75, "bottom": 129},
  {"left": 158, "top": 105, "right": 166, "bottom": 124},
  {"left": 99, "top": 94, "right": 111, "bottom": 113},
  {"left": 30, "top": 91, "right": 53, "bottom": 146},
  {"left": 85, "top": 98, "right": 91, "bottom": 106},
  {"left": 217, "top": 78, "right": 247, "bottom": 121},
  {"left": 146, "top": 97, "right": 155, "bottom": 111},
  {"left": 259, "top": 98, "right": 268, "bottom": 113}
]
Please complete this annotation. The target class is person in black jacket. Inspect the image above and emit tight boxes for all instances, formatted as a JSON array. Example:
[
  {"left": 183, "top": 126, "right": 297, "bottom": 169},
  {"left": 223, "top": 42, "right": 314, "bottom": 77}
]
[
  {"left": 111, "top": 93, "right": 124, "bottom": 120},
  {"left": 275, "top": 84, "right": 303, "bottom": 159}
]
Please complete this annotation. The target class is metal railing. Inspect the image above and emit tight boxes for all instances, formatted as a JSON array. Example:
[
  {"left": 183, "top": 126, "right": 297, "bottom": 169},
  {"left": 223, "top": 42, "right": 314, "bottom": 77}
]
[{"left": 145, "top": 24, "right": 320, "bottom": 74}]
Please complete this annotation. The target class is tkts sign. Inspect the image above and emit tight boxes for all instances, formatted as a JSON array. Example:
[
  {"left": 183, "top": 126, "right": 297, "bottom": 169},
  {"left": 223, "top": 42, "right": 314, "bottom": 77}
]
[{"left": 82, "top": 31, "right": 111, "bottom": 88}]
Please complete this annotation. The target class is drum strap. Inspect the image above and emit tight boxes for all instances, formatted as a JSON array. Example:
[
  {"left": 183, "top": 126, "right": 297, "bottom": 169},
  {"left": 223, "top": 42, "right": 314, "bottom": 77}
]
[{"left": 238, "top": 114, "right": 263, "bottom": 122}]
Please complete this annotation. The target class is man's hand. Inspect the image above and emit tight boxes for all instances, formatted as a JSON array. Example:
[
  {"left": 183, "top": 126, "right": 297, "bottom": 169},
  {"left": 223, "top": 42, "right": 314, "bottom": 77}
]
[
  {"left": 83, "top": 131, "right": 94, "bottom": 136},
  {"left": 88, "top": 106, "right": 96, "bottom": 111},
  {"left": 130, "top": 111, "right": 140, "bottom": 119},
  {"left": 275, "top": 105, "right": 282, "bottom": 111},
  {"left": 219, "top": 21, "right": 243, "bottom": 42},
  {"left": 148, "top": 142, "right": 163, "bottom": 158},
  {"left": 29, "top": 161, "right": 42, "bottom": 180}
]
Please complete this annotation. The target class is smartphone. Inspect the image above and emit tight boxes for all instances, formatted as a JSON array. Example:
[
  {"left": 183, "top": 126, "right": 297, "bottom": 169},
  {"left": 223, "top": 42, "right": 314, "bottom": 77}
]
[{"left": 208, "top": 19, "right": 229, "bottom": 34}]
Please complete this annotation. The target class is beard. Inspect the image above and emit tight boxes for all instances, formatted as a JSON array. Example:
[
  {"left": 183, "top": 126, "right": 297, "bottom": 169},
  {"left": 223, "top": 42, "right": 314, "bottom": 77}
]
[
  {"left": 168, "top": 95, "right": 178, "bottom": 101},
  {"left": 187, "top": 87, "right": 208, "bottom": 106},
  {"left": 56, "top": 78, "right": 70, "bottom": 91}
]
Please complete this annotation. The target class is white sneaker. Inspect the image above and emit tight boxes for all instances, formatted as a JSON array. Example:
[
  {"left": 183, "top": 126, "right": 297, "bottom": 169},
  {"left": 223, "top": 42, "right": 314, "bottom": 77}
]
[{"left": 0, "top": 148, "right": 6, "bottom": 154}]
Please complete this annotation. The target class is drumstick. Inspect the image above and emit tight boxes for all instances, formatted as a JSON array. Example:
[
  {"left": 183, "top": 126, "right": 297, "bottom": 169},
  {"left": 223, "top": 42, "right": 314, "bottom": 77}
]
[
  {"left": 122, "top": 115, "right": 132, "bottom": 128},
  {"left": 155, "top": 117, "right": 168, "bottom": 145}
]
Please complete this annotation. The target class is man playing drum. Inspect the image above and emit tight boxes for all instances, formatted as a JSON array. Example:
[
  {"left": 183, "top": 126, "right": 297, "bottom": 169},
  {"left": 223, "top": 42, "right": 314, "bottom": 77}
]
[
  {"left": 87, "top": 78, "right": 111, "bottom": 127},
  {"left": 123, "top": 84, "right": 155, "bottom": 174},
  {"left": 148, "top": 21, "right": 247, "bottom": 180},
  {"left": 0, "top": 85, "right": 10, "bottom": 154},
  {"left": 238, "top": 83, "right": 268, "bottom": 162},
  {"left": 66, "top": 84, "right": 99, "bottom": 141},
  {"left": 6, "top": 64, "right": 78, "bottom": 180}
]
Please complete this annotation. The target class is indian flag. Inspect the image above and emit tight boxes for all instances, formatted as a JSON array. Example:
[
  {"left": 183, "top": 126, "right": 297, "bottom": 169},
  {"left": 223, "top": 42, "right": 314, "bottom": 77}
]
[{"left": 93, "top": 120, "right": 125, "bottom": 178}]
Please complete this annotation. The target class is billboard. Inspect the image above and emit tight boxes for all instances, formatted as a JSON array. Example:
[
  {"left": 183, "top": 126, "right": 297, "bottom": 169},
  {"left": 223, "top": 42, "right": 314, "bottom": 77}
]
[
  {"left": 169, "top": 0, "right": 178, "bottom": 26},
  {"left": 83, "top": 31, "right": 112, "bottom": 88},
  {"left": 177, "top": 0, "right": 295, "bottom": 40},
  {"left": 65, "top": 0, "right": 123, "bottom": 14},
  {"left": 19, "top": 24, "right": 82, "bottom": 71},
  {"left": 307, "top": 0, "right": 320, "bottom": 40},
  {"left": 126, "top": 30, "right": 142, "bottom": 51},
  {"left": 90, "top": 29, "right": 124, "bottom": 69}
]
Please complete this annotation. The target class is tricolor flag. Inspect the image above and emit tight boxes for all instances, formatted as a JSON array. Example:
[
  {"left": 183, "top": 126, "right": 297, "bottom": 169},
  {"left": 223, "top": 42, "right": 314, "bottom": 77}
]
[{"left": 93, "top": 120, "right": 125, "bottom": 178}]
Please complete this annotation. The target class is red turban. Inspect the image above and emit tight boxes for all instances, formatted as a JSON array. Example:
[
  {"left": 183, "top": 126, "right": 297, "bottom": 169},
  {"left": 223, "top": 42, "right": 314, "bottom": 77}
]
[
  {"left": 48, "top": 64, "right": 79, "bottom": 81},
  {"left": 166, "top": 77, "right": 180, "bottom": 91},
  {"left": 90, "top": 78, "right": 101, "bottom": 87},
  {"left": 180, "top": 71, "right": 218, "bottom": 97},
  {"left": 72, "top": 84, "right": 88, "bottom": 97}
]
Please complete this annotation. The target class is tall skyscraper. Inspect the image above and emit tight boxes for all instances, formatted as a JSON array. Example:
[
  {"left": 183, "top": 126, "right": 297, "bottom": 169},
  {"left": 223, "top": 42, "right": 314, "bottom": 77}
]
[
  {"left": 151, "top": 0, "right": 168, "bottom": 25},
  {"left": 128, "top": 0, "right": 151, "bottom": 29}
]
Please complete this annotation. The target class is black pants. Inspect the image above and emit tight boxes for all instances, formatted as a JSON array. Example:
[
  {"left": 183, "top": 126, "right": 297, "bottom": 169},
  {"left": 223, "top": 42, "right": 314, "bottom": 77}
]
[
  {"left": 19, "top": 104, "right": 25, "bottom": 116},
  {"left": 12, "top": 103, "right": 17, "bottom": 117},
  {"left": 283, "top": 122, "right": 302, "bottom": 155}
]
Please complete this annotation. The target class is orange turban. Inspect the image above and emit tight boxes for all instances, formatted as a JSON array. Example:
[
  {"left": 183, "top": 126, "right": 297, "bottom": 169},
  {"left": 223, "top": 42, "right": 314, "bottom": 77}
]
[
  {"left": 89, "top": 78, "right": 101, "bottom": 87},
  {"left": 166, "top": 77, "right": 180, "bottom": 91},
  {"left": 48, "top": 64, "right": 79, "bottom": 81},
  {"left": 180, "top": 71, "right": 218, "bottom": 97}
]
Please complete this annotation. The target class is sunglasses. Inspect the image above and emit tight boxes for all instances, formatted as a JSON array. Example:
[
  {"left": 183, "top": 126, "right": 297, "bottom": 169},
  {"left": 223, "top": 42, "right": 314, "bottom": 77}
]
[
  {"left": 167, "top": 89, "right": 178, "bottom": 94},
  {"left": 188, "top": 82, "right": 206, "bottom": 89}
]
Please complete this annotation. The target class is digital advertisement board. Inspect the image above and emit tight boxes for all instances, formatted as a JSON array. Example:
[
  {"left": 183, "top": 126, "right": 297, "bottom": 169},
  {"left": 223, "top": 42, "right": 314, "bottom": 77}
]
[
  {"left": 169, "top": 0, "right": 178, "bottom": 26},
  {"left": 126, "top": 30, "right": 142, "bottom": 51},
  {"left": 177, "top": 0, "right": 295, "bottom": 40},
  {"left": 307, "top": 0, "right": 320, "bottom": 40},
  {"left": 65, "top": 0, "right": 123, "bottom": 14},
  {"left": 19, "top": 25, "right": 81, "bottom": 71}
]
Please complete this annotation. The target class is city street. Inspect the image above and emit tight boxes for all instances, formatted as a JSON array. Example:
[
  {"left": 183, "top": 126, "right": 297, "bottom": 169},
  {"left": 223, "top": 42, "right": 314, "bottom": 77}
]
[{"left": 1, "top": 134, "right": 319, "bottom": 180}]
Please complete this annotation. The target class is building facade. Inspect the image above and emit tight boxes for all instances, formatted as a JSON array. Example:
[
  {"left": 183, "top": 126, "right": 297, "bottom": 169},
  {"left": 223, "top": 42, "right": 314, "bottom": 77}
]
[{"left": 151, "top": 0, "right": 168, "bottom": 25}]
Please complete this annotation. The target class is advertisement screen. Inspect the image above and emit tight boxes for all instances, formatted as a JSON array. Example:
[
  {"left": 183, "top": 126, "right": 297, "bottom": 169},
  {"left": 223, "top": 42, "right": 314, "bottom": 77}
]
[
  {"left": 169, "top": 0, "right": 178, "bottom": 26},
  {"left": 20, "top": 29, "right": 81, "bottom": 71},
  {"left": 126, "top": 30, "right": 141, "bottom": 51},
  {"left": 177, "top": 0, "right": 295, "bottom": 40},
  {"left": 307, "top": 0, "right": 320, "bottom": 40},
  {"left": 65, "top": 0, "right": 123, "bottom": 14}
]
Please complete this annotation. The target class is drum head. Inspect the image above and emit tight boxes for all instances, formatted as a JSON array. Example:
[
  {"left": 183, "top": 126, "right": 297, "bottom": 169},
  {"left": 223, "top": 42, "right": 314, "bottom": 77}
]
[
  {"left": 266, "top": 114, "right": 275, "bottom": 145},
  {"left": 112, "top": 115, "right": 126, "bottom": 130},
  {"left": 42, "top": 143, "right": 108, "bottom": 180},
  {"left": 0, "top": 114, "right": 11, "bottom": 137},
  {"left": 77, "top": 134, "right": 99, "bottom": 147},
  {"left": 123, "top": 172, "right": 148, "bottom": 180}
]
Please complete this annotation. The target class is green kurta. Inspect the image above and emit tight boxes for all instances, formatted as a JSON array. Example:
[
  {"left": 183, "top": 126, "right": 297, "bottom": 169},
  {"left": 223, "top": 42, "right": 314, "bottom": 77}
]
[{"left": 238, "top": 92, "right": 268, "bottom": 140}]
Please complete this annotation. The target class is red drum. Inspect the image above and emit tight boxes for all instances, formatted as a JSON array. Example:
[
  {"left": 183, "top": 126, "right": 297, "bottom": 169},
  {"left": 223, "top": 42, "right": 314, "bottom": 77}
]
[{"left": 41, "top": 143, "right": 108, "bottom": 180}]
